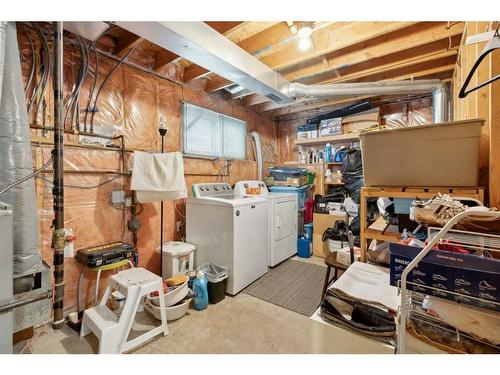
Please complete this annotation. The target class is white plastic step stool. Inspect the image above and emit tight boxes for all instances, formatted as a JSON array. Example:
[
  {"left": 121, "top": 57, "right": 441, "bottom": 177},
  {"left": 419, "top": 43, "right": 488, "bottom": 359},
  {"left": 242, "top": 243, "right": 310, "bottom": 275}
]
[{"left": 80, "top": 267, "right": 168, "bottom": 354}]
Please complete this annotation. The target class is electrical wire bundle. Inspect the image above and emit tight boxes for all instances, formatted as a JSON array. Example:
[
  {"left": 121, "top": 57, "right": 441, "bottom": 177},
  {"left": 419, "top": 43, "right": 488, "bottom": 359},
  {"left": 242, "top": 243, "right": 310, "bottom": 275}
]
[
  {"left": 26, "top": 23, "right": 52, "bottom": 134},
  {"left": 63, "top": 36, "right": 89, "bottom": 131}
]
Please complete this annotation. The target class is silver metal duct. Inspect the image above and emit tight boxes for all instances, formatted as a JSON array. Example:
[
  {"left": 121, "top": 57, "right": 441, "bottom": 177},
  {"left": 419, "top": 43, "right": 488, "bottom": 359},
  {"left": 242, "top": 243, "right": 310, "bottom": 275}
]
[
  {"left": 114, "top": 22, "right": 448, "bottom": 122},
  {"left": 0, "top": 22, "right": 7, "bottom": 104},
  {"left": 63, "top": 21, "right": 109, "bottom": 41},
  {"left": 282, "top": 80, "right": 448, "bottom": 123},
  {"left": 115, "top": 21, "right": 294, "bottom": 104},
  {"left": 0, "top": 22, "right": 41, "bottom": 275}
]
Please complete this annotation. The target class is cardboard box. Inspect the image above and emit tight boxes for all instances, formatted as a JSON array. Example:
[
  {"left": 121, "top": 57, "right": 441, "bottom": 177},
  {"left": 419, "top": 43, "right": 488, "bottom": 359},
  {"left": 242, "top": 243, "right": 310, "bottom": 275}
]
[
  {"left": 274, "top": 176, "right": 309, "bottom": 187},
  {"left": 263, "top": 176, "right": 275, "bottom": 186},
  {"left": 312, "top": 212, "right": 349, "bottom": 258},
  {"left": 319, "top": 117, "right": 342, "bottom": 137},
  {"left": 390, "top": 243, "right": 500, "bottom": 312},
  {"left": 313, "top": 233, "right": 330, "bottom": 258},
  {"left": 313, "top": 212, "right": 348, "bottom": 235}
]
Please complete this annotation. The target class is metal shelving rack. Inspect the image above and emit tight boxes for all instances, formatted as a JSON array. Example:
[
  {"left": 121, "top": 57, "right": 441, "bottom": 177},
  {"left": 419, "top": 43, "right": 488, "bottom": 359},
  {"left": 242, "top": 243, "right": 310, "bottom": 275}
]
[{"left": 397, "top": 210, "right": 500, "bottom": 354}]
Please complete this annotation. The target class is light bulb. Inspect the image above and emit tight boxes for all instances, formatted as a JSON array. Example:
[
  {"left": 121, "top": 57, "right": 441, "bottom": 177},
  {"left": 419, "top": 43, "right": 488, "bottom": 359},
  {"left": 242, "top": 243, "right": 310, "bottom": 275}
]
[
  {"left": 298, "top": 36, "right": 312, "bottom": 51},
  {"left": 297, "top": 26, "right": 313, "bottom": 38}
]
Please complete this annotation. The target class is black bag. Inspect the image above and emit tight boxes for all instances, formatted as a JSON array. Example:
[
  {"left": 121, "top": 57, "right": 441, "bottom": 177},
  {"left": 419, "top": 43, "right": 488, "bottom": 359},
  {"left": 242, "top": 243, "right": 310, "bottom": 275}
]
[
  {"left": 341, "top": 148, "right": 364, "bottom": 203},
  {"left": 322, "top": 220, "right": 349, "bottom": 242}
]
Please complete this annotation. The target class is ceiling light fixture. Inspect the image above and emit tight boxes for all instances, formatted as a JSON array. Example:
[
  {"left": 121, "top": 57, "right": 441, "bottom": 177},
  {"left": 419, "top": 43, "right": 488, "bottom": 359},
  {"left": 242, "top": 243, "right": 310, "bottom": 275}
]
[
  {"left": 297, "top": 26, "right": 313, "bottom": 38},
  {"left": 293, "top": 21, "right": 314, "bottom": 51},
  {"left": 298, "top": 36, "right": 313, "bottom": 51}
]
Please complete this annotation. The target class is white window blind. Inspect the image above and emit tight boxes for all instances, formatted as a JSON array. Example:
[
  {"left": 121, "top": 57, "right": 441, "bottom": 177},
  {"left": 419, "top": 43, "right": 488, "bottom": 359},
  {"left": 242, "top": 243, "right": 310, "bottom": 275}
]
[
  {"left": 183, "top": 103, "right": 246, "bottom": 159},
  {"left": 222, "top": 115, "right": 247, "bottom": 159}
]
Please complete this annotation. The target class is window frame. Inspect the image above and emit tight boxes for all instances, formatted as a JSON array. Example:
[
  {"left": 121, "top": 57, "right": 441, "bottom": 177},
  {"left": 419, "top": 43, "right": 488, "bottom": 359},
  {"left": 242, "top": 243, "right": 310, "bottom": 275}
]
[{"left": 182, "top": 102, "right": 247, "bottom": 160}]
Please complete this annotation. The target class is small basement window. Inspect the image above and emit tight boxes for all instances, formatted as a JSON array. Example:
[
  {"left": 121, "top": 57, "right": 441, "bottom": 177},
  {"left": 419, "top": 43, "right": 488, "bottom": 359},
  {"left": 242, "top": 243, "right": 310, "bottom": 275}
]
[{"left": 182, "top": 103, "right": 247, "bottom": 160}]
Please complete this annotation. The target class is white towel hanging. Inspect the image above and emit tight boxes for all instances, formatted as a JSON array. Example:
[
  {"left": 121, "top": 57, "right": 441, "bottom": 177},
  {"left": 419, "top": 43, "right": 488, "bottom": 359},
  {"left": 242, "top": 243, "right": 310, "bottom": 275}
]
[{"left": 131, "top": 151, "right": 187, "bottom": 202}]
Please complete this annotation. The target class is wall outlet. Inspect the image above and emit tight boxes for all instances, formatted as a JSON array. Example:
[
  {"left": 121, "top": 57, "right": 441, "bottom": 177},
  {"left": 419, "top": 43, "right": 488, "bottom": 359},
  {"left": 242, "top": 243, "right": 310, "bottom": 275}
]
[{"left": 111, "top": 190, "right": 126, "bottom": 204}]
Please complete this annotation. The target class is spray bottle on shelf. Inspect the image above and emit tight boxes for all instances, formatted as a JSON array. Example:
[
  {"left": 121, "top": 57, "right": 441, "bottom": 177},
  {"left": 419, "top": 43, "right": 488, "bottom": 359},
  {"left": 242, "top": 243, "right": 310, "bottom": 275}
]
[
  {"left": 297, "top": 145, "right": 303, "bottom": 164},
  {"left": 325, "top": 143, "right": 332, "bottom": 163}
]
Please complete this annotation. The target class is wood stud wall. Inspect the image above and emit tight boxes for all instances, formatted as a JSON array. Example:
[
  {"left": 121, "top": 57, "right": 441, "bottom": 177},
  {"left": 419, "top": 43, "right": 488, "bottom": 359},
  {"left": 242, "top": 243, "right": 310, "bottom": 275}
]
[{"left": 452, "top": 22, "right": 500, "bottom": 208}]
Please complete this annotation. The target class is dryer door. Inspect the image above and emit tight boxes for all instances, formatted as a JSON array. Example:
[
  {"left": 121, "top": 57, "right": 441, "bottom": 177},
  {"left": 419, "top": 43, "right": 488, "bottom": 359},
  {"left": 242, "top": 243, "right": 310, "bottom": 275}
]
[{"left": 274, "top": 200, "right": 296, "bottom": 240}]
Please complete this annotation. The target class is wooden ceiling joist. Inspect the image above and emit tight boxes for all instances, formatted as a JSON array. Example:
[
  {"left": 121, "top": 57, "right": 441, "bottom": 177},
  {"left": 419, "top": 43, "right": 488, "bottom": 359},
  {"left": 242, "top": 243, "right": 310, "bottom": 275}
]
[
  {"left": 205, "top": 21, "right": 419, "bottom": 94},
  {"left": 283, "top": 22, "right": 464, "bottom": 84},
  {"left": 154, "top": 49, "right": 179, "bottom": 71},
  {"left": 311, "top": 37, "right": 461, "bottom": 86},
  {"left": 260, "top": 21, "right": 419, "bottom": 72},
  {"left": 114, "top": 30, "right": 144, "bottom": 58},
  {"left": 205, "top": 21, "right": 245, "bottom": 35},
  {"left": 242, "top": 22, "right": 463, "bottom": 112},
  {"left": 245, "top": 36, "right": 459, "bottom": 113}
]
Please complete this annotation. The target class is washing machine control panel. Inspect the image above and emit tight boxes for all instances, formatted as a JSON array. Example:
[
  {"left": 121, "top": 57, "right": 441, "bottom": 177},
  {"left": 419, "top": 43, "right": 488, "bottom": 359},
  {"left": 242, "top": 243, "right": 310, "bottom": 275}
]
[
  {"left": 233, "top": 180, "right": 270, "bottom": 196},
  {"left": 193, "top": 183, "right": 233, "bottom": 197}
]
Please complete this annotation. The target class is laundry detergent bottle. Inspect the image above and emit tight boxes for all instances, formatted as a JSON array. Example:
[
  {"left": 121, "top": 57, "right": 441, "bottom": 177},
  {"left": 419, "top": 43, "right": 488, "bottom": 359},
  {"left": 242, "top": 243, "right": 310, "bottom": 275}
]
[{"left": 193, "top": 270, "right": 208, "bottom": 311}]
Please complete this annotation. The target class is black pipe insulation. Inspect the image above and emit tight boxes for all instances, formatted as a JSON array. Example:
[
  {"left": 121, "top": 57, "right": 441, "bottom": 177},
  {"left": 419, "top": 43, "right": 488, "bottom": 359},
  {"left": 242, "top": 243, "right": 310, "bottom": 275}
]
[
  {"left": 306, "top": 100, "right": 372, "bottom": 125},
  {"left": 51, "top": 21, "right": 65, "bottom": 330}
]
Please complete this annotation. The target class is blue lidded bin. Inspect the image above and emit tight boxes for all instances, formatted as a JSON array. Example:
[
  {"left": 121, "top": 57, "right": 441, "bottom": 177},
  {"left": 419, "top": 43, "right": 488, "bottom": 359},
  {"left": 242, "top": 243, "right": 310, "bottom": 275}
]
[
  {"left": 304, "top": 223, "right": 313, "bottom": 240},
  {"left": 269, "top": 185, "right": 308, "bottom": 209},
  {"left": 297, "top": 237, "right": 311, "bottom": 258}
]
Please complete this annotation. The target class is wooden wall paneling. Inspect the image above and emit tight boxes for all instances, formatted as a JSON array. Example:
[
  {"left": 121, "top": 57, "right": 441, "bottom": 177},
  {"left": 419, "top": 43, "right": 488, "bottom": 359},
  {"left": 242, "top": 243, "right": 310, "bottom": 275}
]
[{"left": 489, "top": 48, "right": 500, "bottom": 208}]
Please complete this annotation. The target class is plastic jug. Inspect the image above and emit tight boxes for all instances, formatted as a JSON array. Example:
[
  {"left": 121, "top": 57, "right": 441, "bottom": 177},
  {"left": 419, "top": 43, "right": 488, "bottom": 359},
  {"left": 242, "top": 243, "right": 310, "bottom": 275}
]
[
  {"left": 325, "top": 143, "right": 332, "bottom": 163},
  {"left": 193, "top": 270, "right": 208, "bottom": 310}
]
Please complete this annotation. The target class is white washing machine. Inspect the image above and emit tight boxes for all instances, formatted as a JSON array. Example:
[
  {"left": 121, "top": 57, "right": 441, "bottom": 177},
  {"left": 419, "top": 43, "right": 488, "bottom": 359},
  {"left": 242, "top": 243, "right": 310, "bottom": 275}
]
[
  {"left": 234, "top": 180, "right": 297, "bottom": 267},
  {"left": 186, "top": 183, "right": 268, "bottom": 295}
]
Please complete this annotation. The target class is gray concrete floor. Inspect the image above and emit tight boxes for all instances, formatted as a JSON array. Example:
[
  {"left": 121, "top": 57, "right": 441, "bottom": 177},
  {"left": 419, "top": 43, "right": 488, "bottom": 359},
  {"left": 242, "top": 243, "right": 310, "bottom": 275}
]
[{"left": 16, "top": 256, "right": 326, "bottom": 354}]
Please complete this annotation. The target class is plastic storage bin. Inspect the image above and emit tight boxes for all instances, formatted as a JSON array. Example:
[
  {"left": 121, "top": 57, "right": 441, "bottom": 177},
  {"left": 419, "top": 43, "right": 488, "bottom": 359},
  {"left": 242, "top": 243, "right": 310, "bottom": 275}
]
[
  {"left": 269, "top": 167, "right": 306, "bottom": 182},
  {"left": 304, "top": 223, "right": 313, "bottom": 240},
  {"left": 199, "top": 263, "right": 229, "bottom": 304},
  {"left": 393, "top": 198, "right": 413, "bottom": 214},
  {"left": 160, "top": 241, "right": 196, "bottom": 279},
  {"left": 359, "top": 119, "right": 483, "bottom": 187},
  {"left": 269, "top": 185, "right": 308, "bottom": 209},
  {"left": 297, "top": 237, "right": 312, "bottom": 258}
]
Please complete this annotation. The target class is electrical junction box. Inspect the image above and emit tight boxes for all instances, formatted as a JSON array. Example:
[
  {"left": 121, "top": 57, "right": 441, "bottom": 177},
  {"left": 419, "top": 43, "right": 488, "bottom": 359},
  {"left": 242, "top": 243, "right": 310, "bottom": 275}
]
[{"left": 111, "top": 190, "right": 126, "bottom": 204}]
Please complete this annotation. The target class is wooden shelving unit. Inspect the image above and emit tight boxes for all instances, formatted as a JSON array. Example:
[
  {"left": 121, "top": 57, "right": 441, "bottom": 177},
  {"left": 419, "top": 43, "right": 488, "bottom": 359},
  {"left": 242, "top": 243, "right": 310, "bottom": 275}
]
[
  {"left": 359, "top": 186, "right": 485, "bottom": 262},
  {"left": 295, "top": 133, "right": 359, "bottom": 145}
]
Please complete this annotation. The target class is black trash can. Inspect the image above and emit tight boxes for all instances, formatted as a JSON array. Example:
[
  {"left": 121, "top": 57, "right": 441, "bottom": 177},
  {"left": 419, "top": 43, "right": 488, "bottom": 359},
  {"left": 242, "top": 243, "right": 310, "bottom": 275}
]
[
  {"left": 199, "top": 263, "right": 229, "bottom": 304},
  {"left": 207, "top": 276, "right": 228, "bottom": 304}
]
